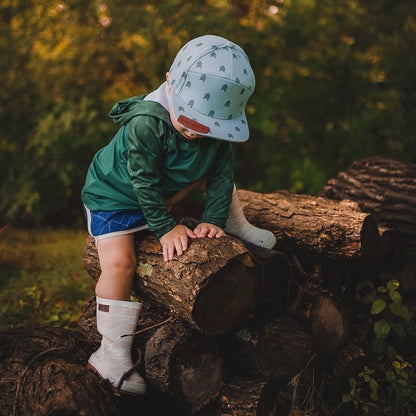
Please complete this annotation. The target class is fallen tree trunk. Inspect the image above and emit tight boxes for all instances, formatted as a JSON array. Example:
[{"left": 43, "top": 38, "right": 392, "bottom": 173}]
[
  {"left": 236, "top": 189, "right": 377, "bottom": 260},
  {"left": 0, "top": 327, "right": 119, "bottom": 416},
  {"left": 83, "top": 234, "right": 263, "bottom": 335},
  {"left": 83, "top": 188, "right": 381, "bottom": 333},
  {"left": 320, "top": 156, "right": 416, "bottom": 236}
]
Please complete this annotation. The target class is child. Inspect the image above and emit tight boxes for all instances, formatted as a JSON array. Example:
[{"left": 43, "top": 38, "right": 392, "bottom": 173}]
[{"left": 81, "top": 35, "right": 276, "bottom": 395}]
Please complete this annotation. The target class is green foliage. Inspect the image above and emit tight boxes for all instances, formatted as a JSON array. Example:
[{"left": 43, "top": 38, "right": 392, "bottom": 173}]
[
  {"left": 342, "top": 357, "right": 416, "bottom": 416},
  {"left": 1, "top": 0, "right": 416, "bottom": 225},
  {"left": 338, "top": 280, "right": 416, "bottom": 414},
  {"left": 368, "top": 280, "right": 415, "bottom": 360},
  {"left": 0, "top": 227, "right": 94, "bottom": 330}
]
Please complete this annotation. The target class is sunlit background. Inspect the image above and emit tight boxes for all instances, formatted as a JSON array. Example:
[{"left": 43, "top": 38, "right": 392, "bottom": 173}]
[{"left": 1, "top": 0, "right": 416, "bottom": 227}]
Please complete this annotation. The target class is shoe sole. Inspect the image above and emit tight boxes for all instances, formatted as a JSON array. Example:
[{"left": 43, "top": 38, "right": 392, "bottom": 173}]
[{"left": 87, "top": 362, "right": 146, "bottom": 396}]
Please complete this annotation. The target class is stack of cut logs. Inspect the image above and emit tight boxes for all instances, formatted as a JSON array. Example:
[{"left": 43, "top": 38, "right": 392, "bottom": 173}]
[{"left": 1, "top": 156, "right": 416, "bottom": 416}]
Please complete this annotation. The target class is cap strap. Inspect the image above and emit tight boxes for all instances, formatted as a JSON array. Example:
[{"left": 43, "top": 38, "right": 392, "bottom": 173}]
[{"left": 177, "top": 115, "right": 210, "bottom": 134}]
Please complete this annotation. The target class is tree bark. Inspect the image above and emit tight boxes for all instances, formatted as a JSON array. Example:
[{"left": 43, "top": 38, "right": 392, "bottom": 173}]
[
  {"left": 0, "top": 327, "right": 119, "bottom": 416},
  {"left": 320, "top": 156, "right": 416, "bottom": 236},
  {"left": 83, "top": 233, "right": 261, "bottom": 335},
  {"left": 218, "top": 376, "right": 275, "bottom": 416},
  {"left": 252, "top": 318, "right": 314, "bottom": 380},
  {"left": 144, "top": 320, "right": 223, "bottom": 413},
  {"left": 236, "top": 189, "right": 376, "bottom": 260},
  {"left": 222, "top": 317, "right": 314, "bottom": 382}
]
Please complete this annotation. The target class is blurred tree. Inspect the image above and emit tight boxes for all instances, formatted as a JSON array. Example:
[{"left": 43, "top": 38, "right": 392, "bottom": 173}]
[{"left": 1, "top": 0, "right": 415, "bottom": 225}]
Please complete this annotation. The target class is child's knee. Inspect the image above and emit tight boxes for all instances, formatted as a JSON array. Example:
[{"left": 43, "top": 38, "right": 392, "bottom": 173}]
[{"left": 101, "top": 251, "right": 136, "bottom": 278}]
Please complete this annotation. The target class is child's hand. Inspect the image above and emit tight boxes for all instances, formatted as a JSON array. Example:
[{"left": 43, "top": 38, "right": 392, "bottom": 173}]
[
  {"left": 160, "top": 225, "right": 197, "bottom": 262},
  {"left": 194, "top": 223, "right": 225, "bottom": 239}
]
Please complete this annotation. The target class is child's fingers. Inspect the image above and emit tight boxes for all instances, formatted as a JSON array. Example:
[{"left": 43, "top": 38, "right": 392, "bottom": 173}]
[
  {"left": 163, "top": 243, "right": 171, "bottom": 262},
  {"left": 174, "top": 239, "right": 183, "bottom": 257},
  {"left": 208, "top": 227, "right": 224, "bottom": 238},
  {"left": 215, "top": 229, "right": 225, "bottom": 238},
  {"left": 185, "top": 226, "right": 197, "bottom": 239}
]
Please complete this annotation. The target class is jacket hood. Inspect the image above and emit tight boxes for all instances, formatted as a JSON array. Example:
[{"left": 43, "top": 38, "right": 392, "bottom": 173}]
[{"left": 109, "top": 95, "right": 171, "bottom": 126}]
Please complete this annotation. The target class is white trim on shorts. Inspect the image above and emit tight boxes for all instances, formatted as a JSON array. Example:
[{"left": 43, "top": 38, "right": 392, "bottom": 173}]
[{"left": 84, "top": 204, "right": 149, "bottom": 243}]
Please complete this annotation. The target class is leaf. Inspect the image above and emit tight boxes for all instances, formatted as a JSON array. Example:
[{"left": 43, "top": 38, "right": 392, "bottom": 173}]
[
  {"left": 377, "top": 286, "right": 387, "bottom": 293},
  {"left": 374, "top": 319, "right": 390, "bottom": 338},
  {"left": 387, "top": 280, "right": 400, "bottom": 292},
  {"left": 389, "top": 290, "right": 402, "bottom": 304},
  {"left": 391, "top": 322, "right": 406, "bottom": 340},
  {"left": 389, "top": 303, "right": 411, "bottom": 319},
  {"left": 385, "top": 370, "right": 395, "bottom": 381},
  {"left": 236, "top": 329, "right": 251, "bottom": 342},
  {"left": 371, "top": 298, "right": 386, "bottom": 315}
]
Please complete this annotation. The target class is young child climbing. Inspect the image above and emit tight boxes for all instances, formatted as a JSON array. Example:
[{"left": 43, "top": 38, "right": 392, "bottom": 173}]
[{"left": 81, "top": 34, "right": 276, "bottom": 395}]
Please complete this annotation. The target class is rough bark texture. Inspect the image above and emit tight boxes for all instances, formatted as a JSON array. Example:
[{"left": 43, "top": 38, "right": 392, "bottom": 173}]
[
  {"left": 252, "top": 318, "right": 314, "bottom": 380},
  {"left": 237, "top": 189, "right": 373, "bottom": 260},
  {"left": 218, "top": 377, "right": 271, "bottom": 416},
  {"left": 320, "top": 156, "right": 416, "bottom": 235},
  {"left": 0, "top": 326, "right": 119, "bottom": 416},
  {"left": 144, "top": 321, "right": 223, "bottom": 413},
  {"left": 83, "top": 233, "right": 261, "bottom": 334}
]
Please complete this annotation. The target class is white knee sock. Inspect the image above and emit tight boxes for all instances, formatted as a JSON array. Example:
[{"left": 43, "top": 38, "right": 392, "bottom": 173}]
[{"left": 225, "top": 186, "right": 276, "bottom": 249}]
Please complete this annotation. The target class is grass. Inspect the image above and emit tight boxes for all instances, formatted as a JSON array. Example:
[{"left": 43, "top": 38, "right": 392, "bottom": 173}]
[{"left": 0, "top": 226, "right": 95, "bottom": 331}]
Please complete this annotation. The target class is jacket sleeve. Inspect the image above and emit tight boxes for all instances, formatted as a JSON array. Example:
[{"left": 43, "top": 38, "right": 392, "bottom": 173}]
[
  {"left": 201, "top": 141, "right": 234, "bottom": 228},
  {"left": 126, "top": 117, "right": 177, "bottom": 239}
]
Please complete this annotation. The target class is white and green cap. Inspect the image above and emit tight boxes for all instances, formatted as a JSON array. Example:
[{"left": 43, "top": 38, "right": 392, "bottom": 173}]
[{"left": 168, "top": 35, "right": 255, "bottom": 142}]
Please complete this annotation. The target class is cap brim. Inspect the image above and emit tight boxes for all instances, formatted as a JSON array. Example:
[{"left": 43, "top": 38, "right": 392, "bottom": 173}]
[{"left": 171, "top": 93, "right": 250, "bottom": 143}]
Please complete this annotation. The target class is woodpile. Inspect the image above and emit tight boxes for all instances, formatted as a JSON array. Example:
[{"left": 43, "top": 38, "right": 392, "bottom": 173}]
[{"left": 2, "top": 156, "right": 416, "bottom": 415}]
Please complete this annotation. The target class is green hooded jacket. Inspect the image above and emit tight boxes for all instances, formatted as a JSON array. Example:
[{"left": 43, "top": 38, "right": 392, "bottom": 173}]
[{"left": 81, "top": 96, "right": 234, "bottom": 238}]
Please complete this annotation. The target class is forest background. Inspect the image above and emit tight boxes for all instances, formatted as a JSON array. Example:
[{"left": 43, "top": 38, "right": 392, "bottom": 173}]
[
  {"left": 1, "top": 0, "right": 416, "bottom": 328},
  {"left": 1, "top": 0, "right": 416, "bottom": 227}
]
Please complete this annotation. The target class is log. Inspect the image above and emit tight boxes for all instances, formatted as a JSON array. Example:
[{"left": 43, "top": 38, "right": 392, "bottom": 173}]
[
  {"left": 310, "top": 294, "right": 350, "bottom": 358},
  {"left": 320, "top": 156, "right": 416, "bottom": 236},
  {"left": 222, "top": 317, "right": 314, "bottom": 381},
  {"left": 237, "top": 189, "right": 377, "bottom": 260},
  {"left": 325, "top": 343, "right": 367, "bottom": 398},
  {"left": 218, "top": 376, "right": 278, "bottom": 416},
  {"left": 0, "top": 326, "right": 119, "bottom": 416},
  {"left": 83, "top": 233, "right": 262, "bottom": 334},
  {"left": 144, "top": 320, "right": 223, "bottom": 413},
  {"left": 252, "top": 318, "right": 314, "bottom": 380}
]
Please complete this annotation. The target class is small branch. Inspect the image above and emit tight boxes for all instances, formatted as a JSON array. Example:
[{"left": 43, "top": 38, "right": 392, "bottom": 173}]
[
  {"left": 290, "top": 353, "right": 317, "bottom": 412},
  {"left": 114, "top": 349, "right": 142, "bottom": 396},
  {"left": 121, "top": 316, "right": 173, "bottom": 338}
]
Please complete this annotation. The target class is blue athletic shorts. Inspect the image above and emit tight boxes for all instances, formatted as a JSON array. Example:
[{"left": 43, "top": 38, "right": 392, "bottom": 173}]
[{"left": 83, "top": 205, "right": 148, "bottom": 241}]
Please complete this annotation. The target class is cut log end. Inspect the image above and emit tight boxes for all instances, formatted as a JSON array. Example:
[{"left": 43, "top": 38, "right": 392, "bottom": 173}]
[
  {"left": 192, "top": 254, "right": 260, "bottom": 334},
  {"left": 171, "top": 335, "right": 223, "bottom": 411},
  {"left": 144, "top": 322, "right": 223, "bottom": 412}
]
